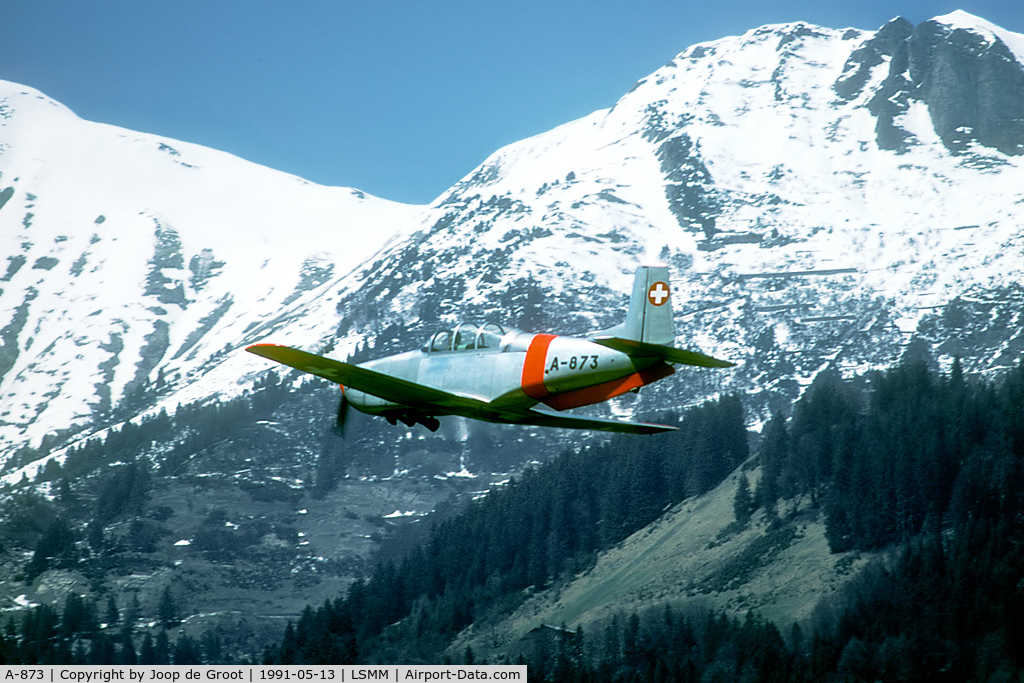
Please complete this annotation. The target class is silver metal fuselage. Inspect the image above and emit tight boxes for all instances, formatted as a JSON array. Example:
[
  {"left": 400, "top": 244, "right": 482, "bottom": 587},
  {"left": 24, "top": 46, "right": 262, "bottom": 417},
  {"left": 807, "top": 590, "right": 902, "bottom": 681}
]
[{"left": 344, "top": 329, "right": 657, "bottom": 417}]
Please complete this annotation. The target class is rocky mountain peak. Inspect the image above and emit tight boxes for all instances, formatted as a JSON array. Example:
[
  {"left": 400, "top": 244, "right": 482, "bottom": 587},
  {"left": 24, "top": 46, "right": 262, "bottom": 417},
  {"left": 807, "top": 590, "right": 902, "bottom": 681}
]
[
  {"left": 836, "top": 11, "right": 1024, "bottom": 155},
  {"left": 912, "top": 12, "right": 1024, "bottom": 155}
]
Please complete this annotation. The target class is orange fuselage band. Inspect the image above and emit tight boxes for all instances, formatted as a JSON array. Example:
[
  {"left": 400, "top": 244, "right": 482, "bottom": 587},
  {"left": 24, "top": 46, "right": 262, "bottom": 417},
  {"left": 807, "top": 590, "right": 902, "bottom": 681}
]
[{"left": 521, "top": 333, "right": 557, "bottom": 400}]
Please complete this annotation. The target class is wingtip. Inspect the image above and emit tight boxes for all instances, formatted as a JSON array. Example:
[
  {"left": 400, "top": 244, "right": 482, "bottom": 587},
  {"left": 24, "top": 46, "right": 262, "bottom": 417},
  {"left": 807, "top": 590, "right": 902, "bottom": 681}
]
[
  {"left": 640, "top": 423, "right": 680, "bottom": 434},
  {"left": 246, "top": 343, "right": 288, "bottom": 359}
]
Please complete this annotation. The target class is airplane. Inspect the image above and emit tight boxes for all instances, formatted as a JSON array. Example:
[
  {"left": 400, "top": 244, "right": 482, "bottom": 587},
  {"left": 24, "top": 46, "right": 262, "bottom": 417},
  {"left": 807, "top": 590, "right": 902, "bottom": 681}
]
[{"left": 246, "top": 264, "right": 734, "bottom": 435}]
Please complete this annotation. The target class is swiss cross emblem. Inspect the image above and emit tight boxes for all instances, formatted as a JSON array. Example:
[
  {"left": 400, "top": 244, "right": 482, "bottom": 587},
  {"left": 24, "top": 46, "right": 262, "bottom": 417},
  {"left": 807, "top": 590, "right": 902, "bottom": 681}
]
[{"left": 648, "top": 281, "right": 670, "bottom": 306}]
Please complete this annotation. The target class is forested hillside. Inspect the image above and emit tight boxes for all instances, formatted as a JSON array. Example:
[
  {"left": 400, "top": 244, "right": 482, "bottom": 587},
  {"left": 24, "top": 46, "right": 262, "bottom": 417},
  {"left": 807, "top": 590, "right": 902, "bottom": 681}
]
[
  {"left": 261, "top": 395, "right": 749, "bottom": 665},
  {"left": 3, "top": 359, "right": 1023, "bottom": 679},
  {"left": 0, "top": 394, "right": 748, "bottom": 665},
  {"left": 260, "top": 359, "right": 1024, "bottom": 681},
  {"left": 760, "top": 358, "right": 1024, "bottom": 555},
  {"left": 0, "top": 367, "right": 485, "bottom": 664}
]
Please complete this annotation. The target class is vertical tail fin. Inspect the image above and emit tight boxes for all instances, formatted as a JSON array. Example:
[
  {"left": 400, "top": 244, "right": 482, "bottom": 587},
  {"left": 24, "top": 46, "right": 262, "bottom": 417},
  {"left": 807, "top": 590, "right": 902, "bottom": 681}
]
[
  {"left": 615, "top": 264, "right": 675, "bottom": 345},
  {"left": 590, "top": 265, "right": 734, "bottom": 367}
]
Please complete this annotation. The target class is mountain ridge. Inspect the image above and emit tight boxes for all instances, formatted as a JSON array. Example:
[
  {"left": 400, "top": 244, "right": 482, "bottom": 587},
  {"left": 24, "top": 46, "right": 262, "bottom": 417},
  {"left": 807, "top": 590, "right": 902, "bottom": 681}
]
[
  {"left": 292, "top": 9, "right": 1024, "bottom": 433},
  {"left": 0, "top": 80, "right": 424, "bottom": 459},
  {"left": 4, "top": 11, "right": 1024, "bottom": 467}
]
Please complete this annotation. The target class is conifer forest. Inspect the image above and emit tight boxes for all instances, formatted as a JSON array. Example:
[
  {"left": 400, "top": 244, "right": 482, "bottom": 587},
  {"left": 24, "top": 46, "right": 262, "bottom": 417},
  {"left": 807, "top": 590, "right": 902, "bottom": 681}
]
[{"left": 2, "top": 359, "right": 1023, "bottom": 681}]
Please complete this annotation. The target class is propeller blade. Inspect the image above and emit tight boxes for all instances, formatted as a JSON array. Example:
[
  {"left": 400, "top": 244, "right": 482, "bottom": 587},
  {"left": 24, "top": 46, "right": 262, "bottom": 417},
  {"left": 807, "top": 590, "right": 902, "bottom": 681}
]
[{"left": 334, "top": 390, "right": 350, "bottom": 436}]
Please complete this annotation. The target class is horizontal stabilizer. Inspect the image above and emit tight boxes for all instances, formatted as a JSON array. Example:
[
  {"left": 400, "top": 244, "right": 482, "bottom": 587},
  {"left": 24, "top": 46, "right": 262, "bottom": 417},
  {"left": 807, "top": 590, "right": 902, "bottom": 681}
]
[
  {"left": 592, "top": 336, "right": 735, "bottom": 368},
  {"left": 524, "top": 407, "right": 678, "bottom": 434}
]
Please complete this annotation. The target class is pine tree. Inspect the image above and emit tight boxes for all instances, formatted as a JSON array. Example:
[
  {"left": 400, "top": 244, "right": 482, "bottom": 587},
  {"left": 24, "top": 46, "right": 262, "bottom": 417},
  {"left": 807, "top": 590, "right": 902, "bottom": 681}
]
[
  {"left": 119, "top": 636, "right": 137, "bottom": 665},
  {"left": 173, "top": 635, "right": 201, "bottom": 665},
  {"left": 279, "top": 622, "right": 297, "bottom": 664},
  {"left": 89, "top": 634, "right": 117, "bottom": 664},
  {"left": 26, "top": 516, "right": 76, "bottom": 582},
  {"left": 154, "top": 630, "right": 170, "bottom": 665},
  {"left": 157, "top": 587, "right": 178, "bottom": 629},
  {"left": 103, "top": 595, "right": 119, "bottom": 627},
  {"left": 60, "top": 593, "right": 95, "bottom": 638},
  {"left": 139, "top": 633, "right": 156, "bottom": 665},
  {"left": 733, "top": 472, "right": 756, "bottom": 525},
  {"left": 201, "top": 631, "right": 223, "bottom": 665},
  {"left": 755, "top": 413, "right": 788, "bottom": 517},
  {"left": 123, "top": 593, "right": 140, "bottom": 631}
]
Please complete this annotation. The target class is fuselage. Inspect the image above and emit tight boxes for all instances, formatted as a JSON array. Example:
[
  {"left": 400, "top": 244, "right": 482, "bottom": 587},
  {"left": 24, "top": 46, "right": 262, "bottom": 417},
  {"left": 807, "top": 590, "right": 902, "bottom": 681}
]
[{"left": 344, "top": 323, "right": 672, "bottom": 419}]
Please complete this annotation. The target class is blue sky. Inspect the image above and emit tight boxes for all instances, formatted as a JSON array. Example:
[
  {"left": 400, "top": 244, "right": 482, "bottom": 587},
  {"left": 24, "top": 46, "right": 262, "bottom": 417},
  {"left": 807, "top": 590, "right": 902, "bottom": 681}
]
[{"left": 3, "top": 1, "right": 1022, "bottom": 205}]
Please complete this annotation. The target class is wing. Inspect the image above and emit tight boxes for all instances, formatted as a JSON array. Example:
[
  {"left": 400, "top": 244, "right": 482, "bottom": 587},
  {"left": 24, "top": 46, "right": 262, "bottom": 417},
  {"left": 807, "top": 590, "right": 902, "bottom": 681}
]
[
  {"left": 591, "top": 336, "right": 735, "bottom": 368},
  {"left": 247, "top": 344, "right": 677, "bottom": 434},
  {"left": 246, "top": 344, "right": 485, "bottom": 411}
]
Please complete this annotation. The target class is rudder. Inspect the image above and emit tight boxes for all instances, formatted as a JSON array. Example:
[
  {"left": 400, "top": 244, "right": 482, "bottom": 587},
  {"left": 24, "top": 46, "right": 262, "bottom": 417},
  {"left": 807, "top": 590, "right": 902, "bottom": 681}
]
[{"left": 619, "top": 264, "right": 675, "bottom": 345}]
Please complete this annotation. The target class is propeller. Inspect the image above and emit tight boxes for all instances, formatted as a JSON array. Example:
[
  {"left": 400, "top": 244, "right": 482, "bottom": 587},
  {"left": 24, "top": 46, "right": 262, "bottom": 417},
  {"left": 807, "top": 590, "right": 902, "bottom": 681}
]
[{"left": 334, "top": 388, "right": 351, "bottom": 436}]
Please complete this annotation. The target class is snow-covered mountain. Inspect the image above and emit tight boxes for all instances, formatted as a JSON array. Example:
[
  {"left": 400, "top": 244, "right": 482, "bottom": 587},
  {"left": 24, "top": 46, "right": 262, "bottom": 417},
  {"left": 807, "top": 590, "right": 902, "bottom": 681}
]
[
  {"left": 277, "top": 9, "right": 1024, "bottom": 418},
  {"left": 0, "top": 83, "right": 424, "bottom": 458},
  {"left": 3, "top": 9, "right": 1024, "bottom": 467}
]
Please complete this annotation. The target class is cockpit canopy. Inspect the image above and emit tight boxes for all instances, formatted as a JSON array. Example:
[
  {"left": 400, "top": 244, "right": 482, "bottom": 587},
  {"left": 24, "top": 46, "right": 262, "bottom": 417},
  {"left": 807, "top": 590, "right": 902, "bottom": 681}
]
[{"left": 425, "top": 322, "right": 512, "bottom": 353}]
